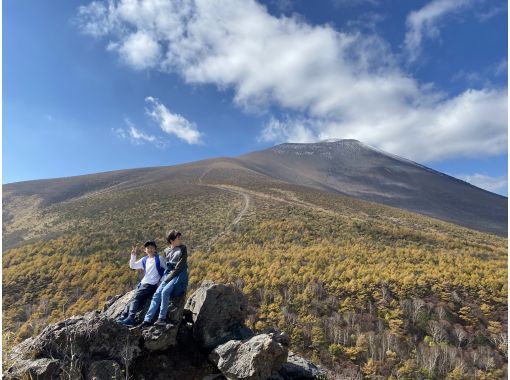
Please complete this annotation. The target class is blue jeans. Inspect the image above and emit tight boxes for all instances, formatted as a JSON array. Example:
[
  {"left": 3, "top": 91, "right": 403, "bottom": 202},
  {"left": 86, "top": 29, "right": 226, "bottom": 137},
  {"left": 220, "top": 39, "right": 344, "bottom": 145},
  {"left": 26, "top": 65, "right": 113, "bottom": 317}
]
[
  {"left": 120, "top": 283, "right": 158, "bottom": 321},
  {"left": 144, "top": 271, "right": 188, "bottom": 322}
]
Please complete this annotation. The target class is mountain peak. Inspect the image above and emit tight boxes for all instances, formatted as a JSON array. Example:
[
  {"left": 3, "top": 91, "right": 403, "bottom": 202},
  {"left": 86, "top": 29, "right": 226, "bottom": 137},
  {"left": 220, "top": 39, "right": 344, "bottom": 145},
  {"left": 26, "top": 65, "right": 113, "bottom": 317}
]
[
  {"left": 239, "top": 140, "right": 507, "bottom": 235},
  {"left": 318, "top": 138, "right": 361, "bottom": 144}
]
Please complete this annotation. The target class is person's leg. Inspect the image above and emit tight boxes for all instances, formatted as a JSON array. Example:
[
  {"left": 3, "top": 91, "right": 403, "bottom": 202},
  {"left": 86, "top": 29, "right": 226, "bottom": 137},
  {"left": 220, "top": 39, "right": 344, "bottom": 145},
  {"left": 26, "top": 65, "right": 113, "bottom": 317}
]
[
  {"left": 174, "top": 271, "right": 188, "bottom": 298},
  {"left": 127, "top": 283, "right": 157, "bottom": 321},
  {"left": 143, "top": 281, "right": 165, "bottom": 322},
  {"left": 166, "top": 272, "right": 188, "bottom": 324},
  {"left": 118, "top": 301, "right": 131, "bottom": 321},
  {"left": 157, "top": 277, "right": 179, "bottom": 321},
  {"left": 117, "top": 286, "right": 142, "bottom": 322}
]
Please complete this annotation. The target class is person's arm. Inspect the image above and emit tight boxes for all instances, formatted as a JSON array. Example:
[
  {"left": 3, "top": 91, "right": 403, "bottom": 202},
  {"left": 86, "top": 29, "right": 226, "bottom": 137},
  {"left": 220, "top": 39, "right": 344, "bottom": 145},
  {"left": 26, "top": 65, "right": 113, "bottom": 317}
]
[
  {"left": 129, "top": 245, "right": 144, "bottom": 270},
  {"left": 159, "top": 253, "right": 168, "bottom": 270},
  {"left": 165, "top": 246, "right": 187, "bottom": 282}
]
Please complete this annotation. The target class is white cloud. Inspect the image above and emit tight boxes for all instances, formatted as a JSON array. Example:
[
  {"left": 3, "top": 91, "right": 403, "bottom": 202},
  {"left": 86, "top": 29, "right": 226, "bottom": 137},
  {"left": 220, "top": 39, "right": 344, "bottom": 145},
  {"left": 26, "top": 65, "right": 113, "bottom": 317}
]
[
  {"left": 478, "top": 5, "right": 506, "bottom": 22},
  {"left": 456, "top": 173, "right": 508, "bottom": 194},
  {"left": 404, "top": 0, "right": 472, "bottom": 62},
  {"left": 127, "top": 124, "right": 157, "bottom": 143},
  {"left": 145, "top": 97, "right": 203, "bottom": 145},
  {"left": 79, "top": 0, "right": 507, "bottom": 162},
  {"left": 115, "top": 31, "right": 162, "bottom": 70},
  {"left": 112, "top": 127, "right": 128, "bottom": 139},
  {"left": 346, "top": 12, "right": 386, "bottom": 31},
  {"left": 451, "top": 58, "right": 507, "bottom": 86},
  {"left": 495, "top": 59, "right": 507, "bottom": 77},
  {"left": 113, "top": 119, "right": 162, "bottom": 146},
  {"left": 258, "top": 117, "right": 318, "bottom": 143},
  {"left": 76, "top": 1, "right": 118, "bottom": 37}
]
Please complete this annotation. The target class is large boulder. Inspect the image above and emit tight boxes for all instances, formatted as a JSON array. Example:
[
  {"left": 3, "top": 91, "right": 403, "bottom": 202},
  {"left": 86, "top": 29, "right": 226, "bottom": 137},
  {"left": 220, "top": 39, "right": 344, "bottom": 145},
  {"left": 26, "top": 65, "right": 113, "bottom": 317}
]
[
  {"left": 9, "top": 311, "right": 141, "bottom": 370},
  {"left": 87, "top": 360, "right": 123, "bottom": 380},
  {"left": 130, "top": 325, "right": 222, "bottom": 380},
  {"left": 141, "top": 323, "right": 179, "bottom": 351},
  {"left": 276, "top": 351, "right": 328, "bottom": 379},
  {"left": 167, "top": 294, "right": 186, "bottom": 324},
  {"left": 209, "top": 332, "right": 289, "bottom": 380},
  {"left": 103, "top": 289, "right": 151, "bottom": 324},
  {"left": 5, "top": 358, "right": 61, "bottom": 380},
  {"left": 5, "top": 281, "right": 332, "bottom": 379},
  {"left": 185, "top": 281, "right": 252, "bottom": 349}
]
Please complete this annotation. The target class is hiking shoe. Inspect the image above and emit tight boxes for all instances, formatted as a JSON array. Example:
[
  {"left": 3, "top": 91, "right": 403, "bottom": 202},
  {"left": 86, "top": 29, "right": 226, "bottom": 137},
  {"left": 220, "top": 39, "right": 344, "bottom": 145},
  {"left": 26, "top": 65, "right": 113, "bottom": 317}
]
[
  {"left": 137, "top": 321, "right": 153, "bottom": 329},
  {"left": 154, "top": 319, "right": 168, "bottom": 327},
  {"left": 119, "top": 317, "right": 135, "bottom": 326}
]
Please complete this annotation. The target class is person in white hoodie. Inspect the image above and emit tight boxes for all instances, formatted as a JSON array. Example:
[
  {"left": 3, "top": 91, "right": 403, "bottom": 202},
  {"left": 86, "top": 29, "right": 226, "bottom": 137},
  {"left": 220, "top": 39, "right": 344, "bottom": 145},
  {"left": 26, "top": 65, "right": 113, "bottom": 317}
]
[
  {"left": 138, "top": 230, "right": 189, "bottom": 328},
  {"left": 117, "top": 240, "right": 166, "bottom": 326}
]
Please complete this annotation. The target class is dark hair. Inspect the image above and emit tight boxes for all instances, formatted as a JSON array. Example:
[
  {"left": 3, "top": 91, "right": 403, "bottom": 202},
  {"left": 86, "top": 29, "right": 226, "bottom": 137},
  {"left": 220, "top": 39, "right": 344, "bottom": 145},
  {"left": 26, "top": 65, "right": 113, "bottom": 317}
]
[
  {"left": 166, "top": 230, "right": 182, "bottom": 243},
  {"left": 144, "top": 240, "right": 157, "bottom": 249}
]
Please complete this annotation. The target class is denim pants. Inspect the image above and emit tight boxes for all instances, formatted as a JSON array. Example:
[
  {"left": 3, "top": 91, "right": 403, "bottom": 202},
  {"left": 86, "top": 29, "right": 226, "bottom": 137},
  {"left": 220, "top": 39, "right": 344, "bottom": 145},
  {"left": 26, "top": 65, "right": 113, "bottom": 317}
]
[
  {"left": 144, "top": 270, "right": 188, "bottom": 322},
  {"left": 120, "top": 283, "right": 158, "bottom": 321}
]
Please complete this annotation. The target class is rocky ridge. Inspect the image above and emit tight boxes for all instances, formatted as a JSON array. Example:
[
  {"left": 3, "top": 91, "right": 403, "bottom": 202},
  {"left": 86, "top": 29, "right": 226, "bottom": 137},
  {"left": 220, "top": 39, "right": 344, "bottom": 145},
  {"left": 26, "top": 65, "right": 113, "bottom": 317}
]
[{"left": 6, "top": 281, "right": 337, "bottom": 380}]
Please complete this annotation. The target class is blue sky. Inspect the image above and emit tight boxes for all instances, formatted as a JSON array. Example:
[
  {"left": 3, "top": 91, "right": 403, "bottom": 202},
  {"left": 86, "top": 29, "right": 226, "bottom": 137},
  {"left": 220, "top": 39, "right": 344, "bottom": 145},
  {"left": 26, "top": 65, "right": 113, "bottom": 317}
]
[{"left": 3, "top": 0, "right": 508, "bottom": 196}]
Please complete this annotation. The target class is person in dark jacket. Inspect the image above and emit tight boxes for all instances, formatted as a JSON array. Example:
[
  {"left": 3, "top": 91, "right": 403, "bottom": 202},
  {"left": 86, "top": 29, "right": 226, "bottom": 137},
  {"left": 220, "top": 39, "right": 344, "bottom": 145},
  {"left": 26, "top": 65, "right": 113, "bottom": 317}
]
[{"left": 138, "top": 230, "right": 189, "bottom": 327}]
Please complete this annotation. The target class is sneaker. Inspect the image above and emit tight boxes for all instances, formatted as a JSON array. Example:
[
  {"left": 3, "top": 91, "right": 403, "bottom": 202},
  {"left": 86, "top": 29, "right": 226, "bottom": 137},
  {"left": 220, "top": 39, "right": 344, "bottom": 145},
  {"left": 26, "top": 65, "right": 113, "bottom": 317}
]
[
  {"left": 154, "top": 319, "right": 168, "bottom": 327},
  {"left": 137, "top": 320, "right": 153, "bottom": 329},
  {"left": 119, "top": 317, "right": 135, "bottom": 326}
]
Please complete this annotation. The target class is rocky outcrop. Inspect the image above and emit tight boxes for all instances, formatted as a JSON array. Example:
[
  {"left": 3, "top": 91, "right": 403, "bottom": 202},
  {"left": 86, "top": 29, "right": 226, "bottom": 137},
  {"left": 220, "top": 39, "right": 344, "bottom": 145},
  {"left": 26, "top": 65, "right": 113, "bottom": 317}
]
[
  {"left": 277, "top": 351, "right": 328, "bottom": 379},
  {"left": 141, "top": 323, "right": 179, "bottom": 351},
  {"left": 209, "top": 332, "right": 289, "bottom": 380},
  {"left": 87, "top": 360, "right": 122, "bottom": 380},
  {"left": 103, "top": 292, "right": 187, "bottom": 352},
  {"left": 6, "top": 358, "right": 61, "bottom": 380},
  {"left": 6, "top": 311, "right": 142, "bottom": 379},
  {"left": 11, "top": 311, "right": 142, "bottom": 366},
  {"left": 6, "top": 280, "right": 329, "bottom": 380},
  {"left": 185, "top": 280, "right": 252, "bottom": 349}
]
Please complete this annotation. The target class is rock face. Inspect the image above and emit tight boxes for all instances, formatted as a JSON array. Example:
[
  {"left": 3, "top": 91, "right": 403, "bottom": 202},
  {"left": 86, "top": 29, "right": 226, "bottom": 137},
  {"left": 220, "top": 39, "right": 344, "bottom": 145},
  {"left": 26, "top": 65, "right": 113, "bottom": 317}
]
[
  {"left": 209, "top": 333, "right": 289, "bottom": 380},
  {"left": 141, "top": 323, "right": 179, "bottom": 351},
  {"left": 13, "top": 311, "right": 142, "bottom": 367},
  {"left": 277, "top": 351, "right": 329, "bottom": 379},
  {"left": 167, "top": 294, "right": 187, "bottom": 324},
  {"left": 103, "top": 289, "right": 151, "bottom": 324},
  {"left": 88, "top": 360, "right": 122, "bottom": 380},
  {"left": 6, "top": 358, "right": 61, "bottom": 380},
  {"left": 6, "top": 281, "right": 330, "bottom": 380},
  {"left": 185, "top": 280, "right": 252, "bottom": 349}
]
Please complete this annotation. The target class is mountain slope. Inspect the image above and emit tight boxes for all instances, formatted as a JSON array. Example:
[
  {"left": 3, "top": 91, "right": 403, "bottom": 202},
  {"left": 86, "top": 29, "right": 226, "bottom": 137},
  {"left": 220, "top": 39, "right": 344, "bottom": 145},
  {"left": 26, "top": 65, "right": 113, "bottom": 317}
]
[
  {"left": 3, "top": 142, "right": 508, "bottom": 378},
  {"left": 239, "top": 140, "right": 507, "bottom": 235}
]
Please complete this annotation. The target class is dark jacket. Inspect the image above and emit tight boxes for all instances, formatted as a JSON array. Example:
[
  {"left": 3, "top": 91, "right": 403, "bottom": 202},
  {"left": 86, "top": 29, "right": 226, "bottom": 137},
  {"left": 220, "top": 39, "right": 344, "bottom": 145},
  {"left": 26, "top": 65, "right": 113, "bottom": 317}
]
[{"left": 164, "top": 244, "right": 188, "bottom": 283}]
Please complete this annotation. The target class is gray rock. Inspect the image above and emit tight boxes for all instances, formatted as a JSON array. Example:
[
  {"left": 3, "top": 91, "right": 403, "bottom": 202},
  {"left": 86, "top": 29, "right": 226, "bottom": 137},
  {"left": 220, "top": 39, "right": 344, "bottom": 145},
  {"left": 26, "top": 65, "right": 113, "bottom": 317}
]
[
  {"left": 167, "top": 294, "right": 186, "bottom": 324},
  {"left": 102, "top": 294, "right": 123, "bottom": 312},
  {"left": 209, "top": 333, "right": 288, "bottom": 380},
  {"left": 103, "top": 290, "right": 151, "bottom": 324},
  {"left": 130, "top": 339, "right": 222, "bottom": 380},
  {"left": 261, "top": 328, "right": 290, "bottom": 347},
  {"left": 7, "top": 337, "right": 36, "bottom": 364},
  {"left": 139, "top": 293, "right": 187, "bottom": 351},
  {"left": 5, "top": 358, "right": 61, "bottom": 380},
  {"left": 6, "top": 283, "right": 337, "bottom": 380},
  {"left": 276, "top": 351, "right": 328, "bottom": 379},
  {"left": 87, "top": 360, "right": 122, "bottom": 380},
  {"left": 19, "top": 314, "right": 141, "bottom": 368},
  {"left": 141, "top": 323, "right": 179, "bottom": 351},
  {"left": 186, "top": 281, "right": 251, "bottom": 349}
]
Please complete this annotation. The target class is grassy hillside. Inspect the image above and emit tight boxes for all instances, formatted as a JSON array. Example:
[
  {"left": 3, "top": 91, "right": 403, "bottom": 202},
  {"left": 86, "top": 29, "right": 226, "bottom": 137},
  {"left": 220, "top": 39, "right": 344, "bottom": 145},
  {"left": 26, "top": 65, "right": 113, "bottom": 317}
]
[{"left": 3, "top": 161, "right": 507, "bottom": 379}]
